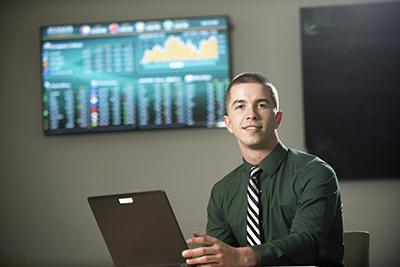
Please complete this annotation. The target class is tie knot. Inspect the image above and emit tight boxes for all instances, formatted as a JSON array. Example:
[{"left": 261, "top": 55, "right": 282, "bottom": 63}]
[{"left": 250, "top": 165, "right": 262, "bottom": 178}]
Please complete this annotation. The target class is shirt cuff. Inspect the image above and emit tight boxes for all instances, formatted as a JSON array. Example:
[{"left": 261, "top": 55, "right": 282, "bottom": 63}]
[{"left": 250, "top": 243, "right": 277, "bottom": 266}]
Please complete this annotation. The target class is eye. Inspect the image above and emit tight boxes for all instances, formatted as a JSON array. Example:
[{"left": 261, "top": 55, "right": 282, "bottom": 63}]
[
  {"left": 235, "top": 104, "right": 244, "bottom": 110},
  {"left": 258, "top": 103, "right": 268, "bottom": 108}
]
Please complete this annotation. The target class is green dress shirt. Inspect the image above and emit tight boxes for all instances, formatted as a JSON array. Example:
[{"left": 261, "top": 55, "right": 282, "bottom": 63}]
[{"left": 206, "top": 142, "right": 345, "bottom": 266}]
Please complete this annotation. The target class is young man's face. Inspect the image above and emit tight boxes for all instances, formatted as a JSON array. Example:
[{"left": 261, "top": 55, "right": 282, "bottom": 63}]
[{"left": 224, "top": 83, "right": 282, "bottom": 152}]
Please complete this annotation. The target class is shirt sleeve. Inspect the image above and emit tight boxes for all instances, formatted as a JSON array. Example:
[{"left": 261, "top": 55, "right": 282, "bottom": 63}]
[
  {"left": 206, "top": 185, "right": 240, "bottom": 247},
  {"left": 252, "top": 160, "right": 342, "bottom": 266}
]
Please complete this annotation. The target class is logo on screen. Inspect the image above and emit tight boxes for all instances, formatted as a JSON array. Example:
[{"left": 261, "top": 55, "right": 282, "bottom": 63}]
[
  {"left": 109, "top": 23, "right": 119, "bottom": 34},
  {"left": 134, "top": 21, "right": 145, "bottom": 33},
  {"left": 162, "top": 20, "right": 174, "bottom": 31},
  {"left": 80, "top": 25, "right": 91, "bottom": 36}
]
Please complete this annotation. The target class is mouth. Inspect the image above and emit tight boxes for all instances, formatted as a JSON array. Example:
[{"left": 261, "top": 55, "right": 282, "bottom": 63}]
[{"left": 243, "top": 125, "right": 261, "bottom": 130}]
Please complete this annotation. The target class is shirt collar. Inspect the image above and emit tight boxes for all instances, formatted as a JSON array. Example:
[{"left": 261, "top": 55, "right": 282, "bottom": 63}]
[{"left": 243, "top": 141, "right": 288, "bottom": 178}]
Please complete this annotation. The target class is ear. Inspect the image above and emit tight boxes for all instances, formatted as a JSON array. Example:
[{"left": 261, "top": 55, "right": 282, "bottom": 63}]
[
  {"left": 275, "top": 111, "right": 283, "bottom": 129},
  {"left": 224, "top": 115, "right": 234, "bottom": 134}
]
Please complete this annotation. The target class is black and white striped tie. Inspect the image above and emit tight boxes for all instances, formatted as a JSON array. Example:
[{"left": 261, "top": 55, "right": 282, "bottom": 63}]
[{"left": 247, "top": 165, "right": 263, "bottom": 246}]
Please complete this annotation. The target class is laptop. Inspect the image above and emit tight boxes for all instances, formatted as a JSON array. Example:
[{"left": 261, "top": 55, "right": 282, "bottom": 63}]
[{"left": 88, "top": 190, "right": 193, "bottom": 267}]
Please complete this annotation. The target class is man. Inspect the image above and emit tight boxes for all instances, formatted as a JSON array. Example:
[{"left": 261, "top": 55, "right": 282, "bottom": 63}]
[{"left": 182, "top": 72, "right": 345, "bottom": 267}]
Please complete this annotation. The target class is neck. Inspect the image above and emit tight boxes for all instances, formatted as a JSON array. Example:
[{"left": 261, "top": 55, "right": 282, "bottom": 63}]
[{"left": 240, "top": 139, "right": 279, "bottom": 165}]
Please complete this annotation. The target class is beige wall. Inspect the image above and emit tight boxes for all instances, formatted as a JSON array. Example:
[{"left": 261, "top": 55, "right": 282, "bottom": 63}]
[{"left": 0, "top": 0, "right": 399, "bottom": 266}]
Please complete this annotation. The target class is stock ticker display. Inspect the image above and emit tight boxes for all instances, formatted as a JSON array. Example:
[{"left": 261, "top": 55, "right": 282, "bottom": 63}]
[{"left": 41, "top": 16, "right": 231, "bottom": 134}]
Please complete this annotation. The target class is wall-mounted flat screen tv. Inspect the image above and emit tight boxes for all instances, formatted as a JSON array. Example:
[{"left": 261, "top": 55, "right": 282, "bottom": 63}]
[
  {"left": 301, "top": 2, "right": 400, "bottom": 179},
  {"left": 40, "top": 16, "right": 231, "bottom": 134}
]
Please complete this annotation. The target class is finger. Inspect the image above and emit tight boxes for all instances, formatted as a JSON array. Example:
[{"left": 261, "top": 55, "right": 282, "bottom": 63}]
[
  {"left": 186, "top": 254, "right": 220, "bottom": 266},
  {"left": 193, "top": 231, "right": 206, "bottom": 237},
  {"left": 182, "top": 246, "right": 213, "bottom": 258},
  {"left": 186, "top": 235, "right": 215, "bottom": 246}
]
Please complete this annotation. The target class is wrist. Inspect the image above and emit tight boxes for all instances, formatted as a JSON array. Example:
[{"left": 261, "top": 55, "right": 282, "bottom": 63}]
[{"left": 239, "top": 247, "right": 259, "bottom": 267}]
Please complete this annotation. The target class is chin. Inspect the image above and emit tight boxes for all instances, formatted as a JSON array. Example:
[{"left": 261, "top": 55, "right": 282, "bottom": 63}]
[{"left": 241, "top": 141, "right": 265, "bottom": 150}]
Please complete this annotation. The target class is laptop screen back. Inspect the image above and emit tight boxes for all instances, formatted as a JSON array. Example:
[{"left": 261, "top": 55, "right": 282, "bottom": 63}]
[{"left": 88, "top": 190, "right": 188, "bottom": 267}]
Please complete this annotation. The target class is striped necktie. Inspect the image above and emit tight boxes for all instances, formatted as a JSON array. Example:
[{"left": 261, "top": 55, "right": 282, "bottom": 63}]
[{"left": 247, "top": 165, "right": 263, "bottom": 246}]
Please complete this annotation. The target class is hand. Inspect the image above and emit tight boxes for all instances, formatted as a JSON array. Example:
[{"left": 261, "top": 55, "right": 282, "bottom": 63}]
[{"left": 181, "top": 231, "right": 259, "bottom": 267}]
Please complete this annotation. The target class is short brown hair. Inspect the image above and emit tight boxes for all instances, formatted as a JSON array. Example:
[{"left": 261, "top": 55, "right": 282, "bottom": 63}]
[{"left": 225, "top": 72, "right": 279, "bottom": 113}]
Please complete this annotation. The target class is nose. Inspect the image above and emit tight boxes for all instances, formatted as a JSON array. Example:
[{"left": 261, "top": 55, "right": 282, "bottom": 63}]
[{"left": 246, "top": 105, "right": 259, "bottom": 120}]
